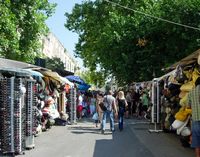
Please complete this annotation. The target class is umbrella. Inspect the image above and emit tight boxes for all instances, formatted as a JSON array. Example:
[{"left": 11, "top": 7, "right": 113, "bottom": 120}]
[
  {"left": 66, "top": 75, "right": 86, "bottom": 84},
  {"left": 78, "top": 83, "right": 91, "bottom": 91},
  {"left": 60, "top": 77, "right": 74, "bottom": 87}
]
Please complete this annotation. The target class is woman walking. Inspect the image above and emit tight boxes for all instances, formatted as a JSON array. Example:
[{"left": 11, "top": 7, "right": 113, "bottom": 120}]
[
  {"left": 116, "top": 91, "right": 128, "bottom": 131},
  {"left": 96, "top": 92, "right": 104, "bottom": 128}
]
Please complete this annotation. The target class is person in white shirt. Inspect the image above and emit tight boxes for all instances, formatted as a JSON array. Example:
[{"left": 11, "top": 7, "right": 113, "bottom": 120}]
[{"left": 101, "top": 90, "right": 118, "bottom": 134}]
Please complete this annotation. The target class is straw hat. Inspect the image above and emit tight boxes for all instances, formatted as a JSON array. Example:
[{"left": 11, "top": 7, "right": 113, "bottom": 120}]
[
  {"left": 181, "top": 127, "right": 191, "bottom": 136},
  {"left": 172, "top": 120, "right": 184, "bottom": 129},
  {"left": 179, "top": 91, "right": 188, "bottom": 99}
]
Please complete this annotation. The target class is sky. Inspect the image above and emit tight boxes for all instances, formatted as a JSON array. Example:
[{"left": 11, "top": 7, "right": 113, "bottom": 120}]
[{"left": 45, "top": 0, "right": 83, "bottom": 67}]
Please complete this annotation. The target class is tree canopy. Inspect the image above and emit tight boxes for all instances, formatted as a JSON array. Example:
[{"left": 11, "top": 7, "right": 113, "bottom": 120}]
[
  {"left": 0, "top": 0, "right": 56, "bottom": 63},
  {"left": 65, "top": 0, "right": 200, "bottom": 85},
  {"left": 45, "top": 57, "right": 65, "bottom": 71}
]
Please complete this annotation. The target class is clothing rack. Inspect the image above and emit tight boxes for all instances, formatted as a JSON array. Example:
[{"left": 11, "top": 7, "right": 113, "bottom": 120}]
[{"left": 149, "top": 78, "right": 163, "bottom": 133}]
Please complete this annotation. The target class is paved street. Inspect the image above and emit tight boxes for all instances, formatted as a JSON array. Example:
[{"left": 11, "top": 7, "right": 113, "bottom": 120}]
[{"left": 23, "top": 118, "right": 195, "bottom": 157}]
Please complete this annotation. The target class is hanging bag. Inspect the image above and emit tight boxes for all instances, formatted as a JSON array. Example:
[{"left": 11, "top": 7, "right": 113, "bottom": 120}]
[
  {"left": 99, "top": 102, "right": 107, "bottom": 111},
  {"left": 92, "top": 112, "right": 99, "bottom": 120}
]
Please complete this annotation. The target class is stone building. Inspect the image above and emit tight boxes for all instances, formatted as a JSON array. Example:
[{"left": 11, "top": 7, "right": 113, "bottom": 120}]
[{"left": 42, "top": 32, "right": 79, "bottom": 73}]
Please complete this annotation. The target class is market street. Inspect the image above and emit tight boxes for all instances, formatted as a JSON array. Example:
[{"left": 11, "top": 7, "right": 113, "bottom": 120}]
[{"left": 23, "top": 118, "right": 194, "bottom": 157}]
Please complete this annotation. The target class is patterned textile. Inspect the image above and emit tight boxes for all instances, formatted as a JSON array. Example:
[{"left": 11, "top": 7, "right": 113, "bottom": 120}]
[{"left": 187, "top": 85, "right": 200, "bottom": 121}]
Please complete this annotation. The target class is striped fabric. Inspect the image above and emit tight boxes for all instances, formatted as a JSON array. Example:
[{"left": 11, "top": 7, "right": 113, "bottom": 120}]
[{"left": 187, "top": 85, "right": 200, "bottom": 121}]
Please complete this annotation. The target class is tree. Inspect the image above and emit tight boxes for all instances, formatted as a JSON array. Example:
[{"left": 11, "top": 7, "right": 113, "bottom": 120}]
[
  {"left": 45, "top": 57, "right": 65, "bottom": 71},
  {"left": 0, "top": 0, "right": 56, "bottom": 63},
  {"left": 65, "top": 0, "right": 200, "bottom": 85},
  {"left": 79, "top": 69, "right": 106, "bottom": 88}
]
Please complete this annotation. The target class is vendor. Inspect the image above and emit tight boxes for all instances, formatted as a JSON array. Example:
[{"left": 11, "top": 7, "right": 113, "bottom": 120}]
[{"left": 42, "top": 96, "right": 60, "bottom": 119}]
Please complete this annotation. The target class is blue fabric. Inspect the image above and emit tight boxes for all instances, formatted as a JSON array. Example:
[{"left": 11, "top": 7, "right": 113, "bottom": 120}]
[
  {"left": 101, "top": 110, "right": 115, "bottom": 131},
  {"left": 66, "top": 75, "right": 85, "bottom": 84},
  {"left": 191, "top": 121, "right": 200, "bottom": 148},
  {"left": 78, "top": 83, "right": 91, "bottom": 91},
  {"left": 118, "top": 108, "right": 125, "bottom": 130}
]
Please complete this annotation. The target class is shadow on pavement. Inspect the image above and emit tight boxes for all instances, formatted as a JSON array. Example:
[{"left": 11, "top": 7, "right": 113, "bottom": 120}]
[{"left": 92, "top": 124, "right": 155, "bottom": 157}]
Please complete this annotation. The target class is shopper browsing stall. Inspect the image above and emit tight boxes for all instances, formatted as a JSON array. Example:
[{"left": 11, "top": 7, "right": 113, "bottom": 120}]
[{"left": 187, "top": 77, "right": 200, "bottom": 157}]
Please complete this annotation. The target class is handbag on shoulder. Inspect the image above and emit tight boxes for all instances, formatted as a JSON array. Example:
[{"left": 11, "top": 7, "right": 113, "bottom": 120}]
[{"left": 99, "top": 102, "right": 107, "bottom": 111}]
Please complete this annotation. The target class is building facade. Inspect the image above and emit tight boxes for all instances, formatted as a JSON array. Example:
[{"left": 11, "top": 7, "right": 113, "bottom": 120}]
[{"left": 42, "top": 32, "right": 79, "bottom": 73}]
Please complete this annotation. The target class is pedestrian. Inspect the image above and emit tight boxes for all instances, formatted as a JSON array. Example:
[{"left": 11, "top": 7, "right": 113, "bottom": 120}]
[
  {"left": 140, "top": 89, "right": 150, "bottom": 119},
  {"left": 90, "top": 94, "right": 96, "bottom": 116},
  {"left": 92, "top": 112, "right": 99, "bottom": 127},
  {"left": 116, "top": 91, "right": 128, "bottom": 131},
  {"left": 96, "top": 92, "right": 104, "bottom": 127},
  {"left": 77, "top": 92, "right": 83, "bottom": 120},
  {"left": 187, "top": 77, "right": 200, "bottom": 157},
  {"left": 101, "top": 90, "right": 118, "bottom": 134}
]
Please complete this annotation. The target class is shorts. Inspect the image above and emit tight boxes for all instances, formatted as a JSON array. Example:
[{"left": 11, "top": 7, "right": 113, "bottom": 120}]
[{"left": 191, "top": 121, "right": 200, "bottom": 148}]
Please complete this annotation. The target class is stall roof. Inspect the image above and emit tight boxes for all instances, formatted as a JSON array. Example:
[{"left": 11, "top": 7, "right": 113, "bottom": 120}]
[
  {"left": 0, "top": 58, "right": 74, "bottom": 85},
  {"left": 0, "top": 58, "right": 40, "bottom": 69},
  {"left": 54, "top": 68, "right": 74, "bottom": 77},
  {"left": 165, "top": 49, "right": 200, "bottom": 71},
  {"left": 0, "top": 67, "right": 31, "bottom": 77},
  {"left": 156, "top": 70, "right": 175, "bottom": 81}
]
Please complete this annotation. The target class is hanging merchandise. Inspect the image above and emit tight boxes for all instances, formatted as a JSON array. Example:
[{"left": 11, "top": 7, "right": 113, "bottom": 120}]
[
  {"left": 65, "top": 84, "right": 71, "bottom": 93},
  {"left": 191, "top": 67, "right": 200, "bottom": 83},
  {"left": 176, "top": 116, "right": 191, "bottom": 136},
  {"left": 175, "top": 107, "right": 192, "bottom": 122},
  {"left": 0, "top": 68, "right": 37, "bottom": 156},
  {"left": 0, "top": 78, "right": 15, "bottom": 155},
  {"left": 179, "top": 91, "right": 188, "bottom": 99},
  {"left": 0, "top": 78, "right": 26, "bottom": 156},
  {"left": 198, "top": 52, "right": 200, "bottom": 65},
  {"left": 69, "top": 88, "right": 77, "bottom": 124},
  {"left": 179, "top": 94, "right": 189, "bottom": 107},
  {"left": 174, "top": 65, "right": 187, "bottom": 83},
  {"left": 25, "top": 80, "right": 36, "bottom": 149},
  {"left": 172, "top": 119, "right": 185, "bottom": 130}
]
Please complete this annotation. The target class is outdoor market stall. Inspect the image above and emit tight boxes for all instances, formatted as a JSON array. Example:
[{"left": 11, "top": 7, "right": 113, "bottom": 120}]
[
  {"left": 0, "top": 58, "right": 75, "bottom": 156},
  {"left": 150, "top": 48, "right": 200, "bottom": 147}
]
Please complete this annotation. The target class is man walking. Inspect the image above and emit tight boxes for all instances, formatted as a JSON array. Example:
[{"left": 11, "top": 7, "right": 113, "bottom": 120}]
[
  {"left": 187, "top": 77, "right": 200, "bottom": 157},
  {"left": 101, "top": 90, "right": 117, "bottom": 134}
]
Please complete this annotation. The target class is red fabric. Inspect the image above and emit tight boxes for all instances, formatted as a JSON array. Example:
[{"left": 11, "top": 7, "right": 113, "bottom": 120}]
[{"left": 77, "top": 105, "right": 83, "bottom": 112}]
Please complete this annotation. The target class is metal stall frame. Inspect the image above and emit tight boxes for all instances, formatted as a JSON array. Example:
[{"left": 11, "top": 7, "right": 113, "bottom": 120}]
[{"left": 149, "top": 78, "right": 163, "bottom": 133}]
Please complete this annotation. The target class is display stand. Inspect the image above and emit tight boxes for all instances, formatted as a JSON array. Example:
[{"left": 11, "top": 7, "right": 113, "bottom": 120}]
[
  {"left": 69, "top": 87, "right": 77, "bottom": 124},
  {"left": 25, "top": 80, "right": 36, "bottom": 149},
  {"left": 149, "top": 78, "right": 163, "bottom": 133}
]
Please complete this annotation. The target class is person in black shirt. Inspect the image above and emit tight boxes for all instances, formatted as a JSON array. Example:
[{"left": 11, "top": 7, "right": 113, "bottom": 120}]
[{"left": 116, "top": 91, "right": 128, "bottom": 131}]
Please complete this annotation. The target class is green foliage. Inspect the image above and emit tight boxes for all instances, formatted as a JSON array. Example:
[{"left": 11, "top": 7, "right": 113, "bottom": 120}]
[
  {"left": 0, "top": 0, "right": 56, "bottom": 63},
  {"left": 79, "top": 69, "right": 106, "bottom": 88},
  {"left": 45, "top": 57, "right": 65, "bottom": 71},
  {"left": 65, "top": 0, "right": 200, "bottom": 85}
]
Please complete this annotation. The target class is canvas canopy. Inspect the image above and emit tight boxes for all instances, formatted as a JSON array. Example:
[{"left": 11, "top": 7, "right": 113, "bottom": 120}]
[{"left": 166, "top": 49, "right": 200, "bottom": 71}]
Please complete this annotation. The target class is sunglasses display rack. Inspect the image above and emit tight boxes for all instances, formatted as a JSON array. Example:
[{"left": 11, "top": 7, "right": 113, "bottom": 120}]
[
  {"left": 13, "top": 78, "right": 26, "bottom": 155},
  {"left": 69, "top": 88, "right": 77, "bottom": 124},
  {"left": 0, "top": 78, "right": 15, "bottom": 156},
  {"left": 25, "top": 80, "right": 36, "bottom": 149}
]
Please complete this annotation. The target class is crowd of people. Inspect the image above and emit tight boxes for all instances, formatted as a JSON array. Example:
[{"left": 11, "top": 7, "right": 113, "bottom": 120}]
[{"left": 76, "top": 87, "right": 151, "bottom": 134}]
